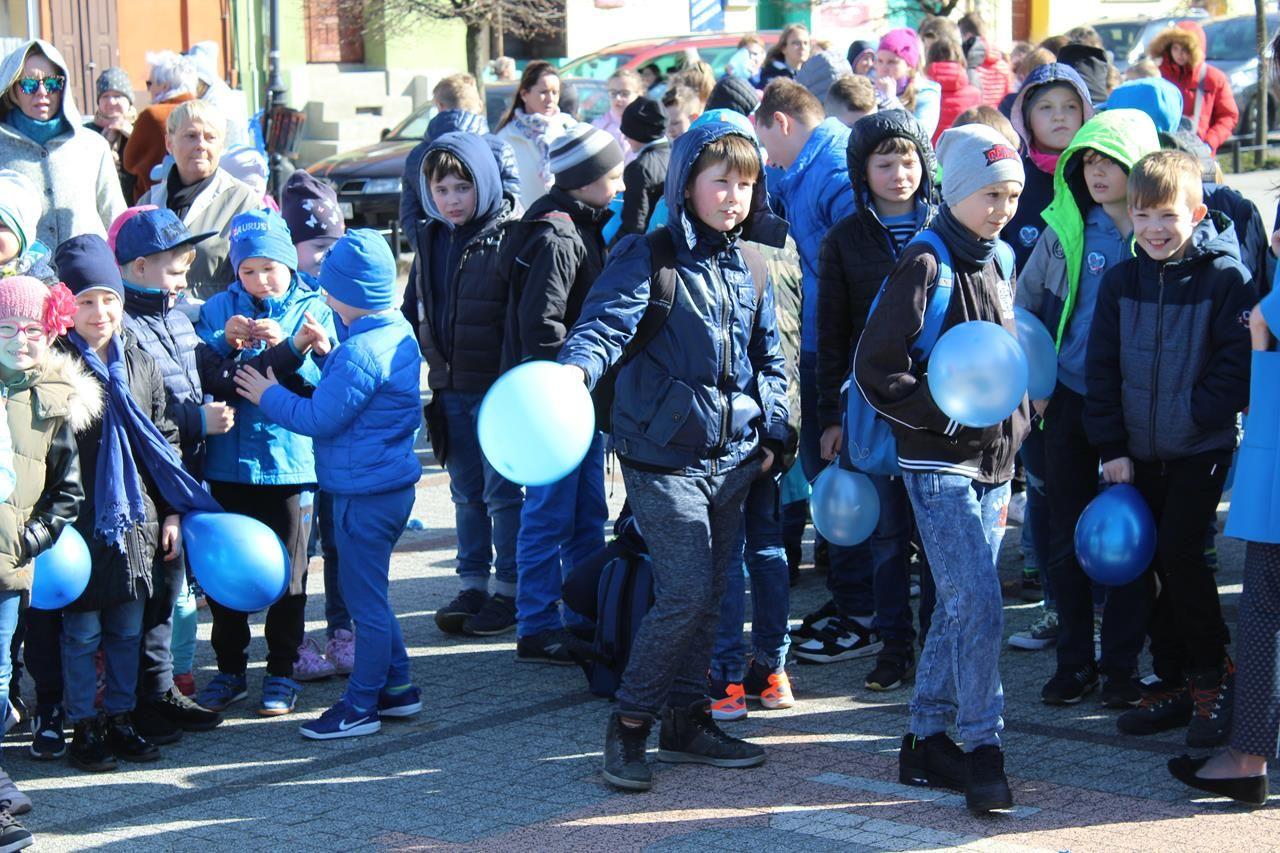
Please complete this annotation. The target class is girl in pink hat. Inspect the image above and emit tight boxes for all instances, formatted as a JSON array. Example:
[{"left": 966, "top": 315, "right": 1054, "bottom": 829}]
[{"left": 875, "top": 28, "right": 942, "bottom": 138}]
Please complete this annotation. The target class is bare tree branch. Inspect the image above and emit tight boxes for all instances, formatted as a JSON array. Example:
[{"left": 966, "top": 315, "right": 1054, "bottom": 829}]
[{"left": 348, "top": 0, "right": 565, "bottom": 42}]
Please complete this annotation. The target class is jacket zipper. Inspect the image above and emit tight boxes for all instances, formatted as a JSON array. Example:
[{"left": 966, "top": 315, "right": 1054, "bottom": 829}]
[
  {"left": 1149, "top": 265, "right": 1165, "bottom": 459},
  {"left": 710, "top": 262, "right": 732, "bottom": 474}
]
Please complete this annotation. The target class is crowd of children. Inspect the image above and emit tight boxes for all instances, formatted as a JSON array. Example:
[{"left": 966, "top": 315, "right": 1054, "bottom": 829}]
[{"left": 0, "top": 13, "right": 1274, "bottom": 851}]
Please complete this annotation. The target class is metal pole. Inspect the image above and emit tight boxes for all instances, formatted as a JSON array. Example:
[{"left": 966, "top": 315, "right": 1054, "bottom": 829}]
[{"left": 266, "top": 0, "right": 287, "bottom": 196}]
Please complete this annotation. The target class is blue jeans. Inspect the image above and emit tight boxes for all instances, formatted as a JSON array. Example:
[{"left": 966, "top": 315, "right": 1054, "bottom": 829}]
[
  {"left": 905, "top": 472, "right": 1009, "bottom": 750},
  {"left": 335, "top": 486, "right": 416, "bottom": 711},
  {"left": 799, "top": 352, "right": 872, "bottom": 617},
  {"left": 62, "top": 598, "right": 146, "bottom": 723},
  {"left": 0, "top": 591, "right": 20, "bottom": 756},
  {"left": 314, "top": 491, "right": 351, "bottom": 636},
  {"left": 869, "top": 474, "right": 918, "bottom": 647},
  {"left": 1019, "top": 426, "right": 1055, "bottom": 607},
  {"left": 439, "top": 390, "right": 523, "bottom": 588},
  {"left": 711, "top": 472, "right": 792, "bottom": 680},
  {"left": 515, "top": 433, "right": 606, "bottom": 638},
  {"left": 171, "top": 572, "right": 198, "bottom": 676}
]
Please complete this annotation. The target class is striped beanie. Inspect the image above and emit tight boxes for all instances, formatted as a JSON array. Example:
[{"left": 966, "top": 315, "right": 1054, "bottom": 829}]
[{"left": 549, "top": 124, "right": 623, "bottom": 190}]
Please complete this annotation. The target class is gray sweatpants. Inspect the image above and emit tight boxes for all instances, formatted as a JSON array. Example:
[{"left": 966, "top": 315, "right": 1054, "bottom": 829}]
[{"left": 616, "top": 459, "right": 759, "bottom": 715}]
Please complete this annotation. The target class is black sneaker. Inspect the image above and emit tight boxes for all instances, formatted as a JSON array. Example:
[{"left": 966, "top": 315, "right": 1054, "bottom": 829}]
[
  {"left": 789, "top": 599, "right": 838, "bottom": 645},
  {"left": 129, "top": 700, "right": 183, "bottom": 746},
  {"left": 516, "top": 629, "right": 588, "bottom": 666},
  {"left": 1117, "top": 685, "right": 1193, "bottom": 736},
  {"left": 792, "top": 616, "right": 882, "bottom": 664},
  {"left": 965, "top": 745, "right": 1013, "bottom": 814},
  {"left": 657, "top": 699, "right": 766, "bottom": 768},
  {"left": 69, "top": 718, "right": 116, "bottom": 772},
  {"left": 148, "top": 686, "right": 222, "bottom": 732},
  {"left": 865, "top": 645, "right": 915, "bottom": 691},
  {"left": 462, "top": 593, "right": 517, "bottom": 636},
  {"left": 435, "top": 588, "right": 489, "bottom": 634},
  {"left": 29, "top": 704, "right": 66, "bottom": 760},
  {"left": 0, "top": 805, "right": 32, "bottom": 852},
  {"left": 1021, "top": 574, "right": 1044, "bottom": 603},
  {"left": 898, "top": 732, "right": 966, "bottom": 791},
  {"left": 602, "top": 711, "right": 653, "bottom": 791},
  {"left": 105, "top": 713, "right": 160, "bottom": 763},
  {"left": 1041, "top": 664, "right": 1100, "bottom": 705},
  {"left": 1100, "top": 670, "right": 1143, "bottom": 709},
  {"left": 1186, "top": 661, "right": 1234, "bottom": 749}
]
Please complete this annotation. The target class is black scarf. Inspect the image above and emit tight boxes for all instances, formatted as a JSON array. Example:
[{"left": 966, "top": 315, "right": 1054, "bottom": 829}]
[
  {"left": 166, "top": 166, "right": 215, "bottom": 221},
  {"left": 934, "top": 204, "right": 997, "bottom": 268}
]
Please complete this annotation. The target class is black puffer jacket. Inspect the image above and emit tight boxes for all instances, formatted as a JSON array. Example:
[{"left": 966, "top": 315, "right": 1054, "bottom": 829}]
[
  {"left": 502, "top": 187, "right": 611, "bottom": 368},
  {"left": 816, "top": 109, "right": 937, "bottom": 429},
  {"left": 615, "top": 139, "right": 670, "bottom": 240}
]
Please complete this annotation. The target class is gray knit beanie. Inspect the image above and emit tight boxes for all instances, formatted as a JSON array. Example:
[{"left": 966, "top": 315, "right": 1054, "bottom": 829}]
[{"left": 936, "top": 124, "right": 1025, "bottom": 206}]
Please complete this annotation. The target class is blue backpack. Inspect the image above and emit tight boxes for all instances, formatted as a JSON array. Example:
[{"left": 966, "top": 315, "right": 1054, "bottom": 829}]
[{"left": 842, "top": 230, "right": 1014, "bottom": 476}]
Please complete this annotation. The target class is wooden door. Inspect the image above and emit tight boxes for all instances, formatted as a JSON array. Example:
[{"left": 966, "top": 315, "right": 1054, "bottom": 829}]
[
  {"left": 46, "top": 0, "right": 118, "bottom": 115},
  {"left": 306, "top": 0, "right": 364, "bottom": 64}
]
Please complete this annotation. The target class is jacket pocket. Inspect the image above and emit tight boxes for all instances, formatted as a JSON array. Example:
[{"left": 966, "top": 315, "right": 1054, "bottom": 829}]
[{"left": 642, "top": 378, "right": 697, "bottom": 448}]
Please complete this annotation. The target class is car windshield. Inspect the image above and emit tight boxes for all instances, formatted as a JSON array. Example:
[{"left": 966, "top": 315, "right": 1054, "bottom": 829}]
[
  {"left": 559, "top": 52, "right": 636, "bottom": 79},
  {"left": 1094, "top": 22, "right": 1144, "bottom": 57},
  {"left": 387, "top": 105, "right": 436, "bottom": 140},
  {"left": 1204, "top": 17, "right": 1277, "bottom": 61}
]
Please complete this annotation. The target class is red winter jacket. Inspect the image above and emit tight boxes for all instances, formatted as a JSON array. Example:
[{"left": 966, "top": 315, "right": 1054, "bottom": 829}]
[
  {"left": 1149, "top": 21, "right": 1239, "bottom": 152},
  {"left": 964, "top": 38, "right": 1012, "bottom": 108},
  {"left": 926, "top": 61, "right": 982, "bottom": 144}
]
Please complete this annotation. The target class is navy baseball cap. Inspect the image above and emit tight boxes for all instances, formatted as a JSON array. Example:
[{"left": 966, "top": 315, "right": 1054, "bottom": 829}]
[{"left": 114, "top": 208, "right": 216, "bottom": 266}]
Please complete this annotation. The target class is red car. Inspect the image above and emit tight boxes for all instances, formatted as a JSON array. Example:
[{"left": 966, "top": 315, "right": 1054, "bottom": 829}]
[{"left": 558, "top": 32, "right": 780, "bottom": 80}]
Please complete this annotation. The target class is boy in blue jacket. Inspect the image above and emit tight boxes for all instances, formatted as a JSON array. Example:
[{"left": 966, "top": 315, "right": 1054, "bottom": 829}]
[
  {"left": 559, "top": 120, "right": 790, "bottom": 792},
  {"left": 238, "top": 229, "right": 424, "bottom": 740},
  {"left": 192, "top": 209, "right": 337, "bottom": 718}
]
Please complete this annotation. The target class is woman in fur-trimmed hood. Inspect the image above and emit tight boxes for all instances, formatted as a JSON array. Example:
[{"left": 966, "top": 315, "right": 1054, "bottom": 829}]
[{"left": 1148, "top": 21, "right": 1239, "bottom": 152}]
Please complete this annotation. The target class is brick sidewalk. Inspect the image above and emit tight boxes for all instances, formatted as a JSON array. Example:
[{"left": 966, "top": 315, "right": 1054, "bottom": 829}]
[{"left": 16, "top": 475, "right": 1278, "bottom": 851}]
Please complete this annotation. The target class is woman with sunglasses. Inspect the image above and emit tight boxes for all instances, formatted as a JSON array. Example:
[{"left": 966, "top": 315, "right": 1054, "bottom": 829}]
[{"left": 0, "top": 40, "right": 125, "bottom": 251}]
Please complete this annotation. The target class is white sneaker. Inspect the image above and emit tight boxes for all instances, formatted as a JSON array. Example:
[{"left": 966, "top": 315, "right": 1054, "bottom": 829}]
[{"left": 1008, "top": 609, "right": 1059, "bottom": 650}]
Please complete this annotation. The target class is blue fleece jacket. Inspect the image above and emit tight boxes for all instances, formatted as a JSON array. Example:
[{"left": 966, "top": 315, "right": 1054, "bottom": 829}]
[{"left": 1057, "top": 205, "right": 1128, "bottom": 394}]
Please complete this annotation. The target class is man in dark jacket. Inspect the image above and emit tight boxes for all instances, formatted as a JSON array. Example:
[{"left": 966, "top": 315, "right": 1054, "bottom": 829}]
[
  {"left": 502, "top": 123, "right": 624, "bottom": 664},
  {"left": 410, "top": 132, "right": 523, "bottom": 639},
  {"left": 614, "top": 97, "right": 669, "bottom": 240}
]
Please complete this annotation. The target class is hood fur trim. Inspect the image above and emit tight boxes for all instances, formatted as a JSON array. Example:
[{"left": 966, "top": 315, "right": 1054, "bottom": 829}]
[
  {"left": 1149, "top": 28, "right": 1204, "bottom": 70},
  {"left": 34, "top": 348, "right": 104, "bottom": 433}
]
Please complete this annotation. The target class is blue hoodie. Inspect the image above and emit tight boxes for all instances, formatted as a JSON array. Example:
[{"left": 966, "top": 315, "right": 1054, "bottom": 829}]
[{"left": 559, "top": 121, "right": 790, "bottom": 475}]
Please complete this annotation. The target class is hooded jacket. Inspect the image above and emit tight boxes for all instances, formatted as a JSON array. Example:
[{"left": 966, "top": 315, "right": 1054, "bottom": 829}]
[
  {"left": 399, "top": 109, "right": 521, "bottom": 248},
  {"left": 558, "top": 120, "right": 790, "bottom": 475},
  {"left": 1017, "top": 109, "right": 1161, "bottom": 348},
  {"left": 1003, "top": 63, "right": 1096, "bottom": 271},
  {"left": 1084, "top": 214, "right": 1255, "bottom": 463},
  {"left": 925, "top": 61, "right": 982, "bottom": 146},
  {"left": 963, "top": 37, "right": 1012, "bottom": 107},
  {"left": 1149, "top": 22, "right": 1239, "bottom": 152},
  {"left": 616, "top": 137, "right": 670, "bottom": 239},
  {"left": 772, "top": 117, "right": 857, "bottom": 352},
  {"left": 0, "top": 40, "right": 125, "bottom": 250},
  {"left": 817, "top": 109, "right": 938, "bottom": 429},
  {"left": 409, "top": 131, "right": 514, "bottom": 393}
]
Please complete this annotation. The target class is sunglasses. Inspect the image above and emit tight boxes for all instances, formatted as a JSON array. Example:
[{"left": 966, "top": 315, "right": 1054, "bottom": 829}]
[{"left": 16, "top": 75, "right": 65, "bottom": 95}]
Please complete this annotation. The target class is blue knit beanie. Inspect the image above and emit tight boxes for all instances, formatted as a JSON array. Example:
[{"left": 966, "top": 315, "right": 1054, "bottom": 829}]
[
  {"left": 319, "top": 229, "right": 397, "bottom": 310},
  {"left": 228, "top": 209, "right": 298, "bottom": 275}
]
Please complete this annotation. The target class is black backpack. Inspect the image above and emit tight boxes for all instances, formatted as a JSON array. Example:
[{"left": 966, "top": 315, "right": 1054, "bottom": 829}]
[{"left": 592, "top": 228, "right": 769, "bottom": 431}]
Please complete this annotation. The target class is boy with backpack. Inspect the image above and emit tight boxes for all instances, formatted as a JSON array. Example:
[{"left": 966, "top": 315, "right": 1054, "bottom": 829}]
[
  {"left": 817, "top": 109, "right": 938, "bottom": 693},
  {"left": 501, "top": 123, "right": 624, "bottom": 665},
  {"left": 855, "top": 124, "right": 1028, "bottom": 814},
  {"left": 558, "top": 119, "right": 790, "bottom": 792},
  {"left": 1016, "top": 109, "right": 1160, "bottom": 709}
]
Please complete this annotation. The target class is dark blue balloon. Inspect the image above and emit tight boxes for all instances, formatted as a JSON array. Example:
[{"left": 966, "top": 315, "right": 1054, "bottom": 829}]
[
  {"left": 31, "top": 526, "right": 90, "bottom": 610},
  {"left": 182, "top": 512, "right": 290, "bottom": 612},
  {"left": 1074, "top": 484, "right": 1156, "bottom": 585},
  {"left": 1014, "top": 307, "right": 1059, "bottom": 400},
  {"left": 811, "top": 466, "right": 880, "bottom": 546}
]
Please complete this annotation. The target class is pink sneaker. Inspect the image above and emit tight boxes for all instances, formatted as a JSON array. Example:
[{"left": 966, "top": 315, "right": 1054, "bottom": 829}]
[
  {"left": 326, "top": 628, "right": 355, "bottom": 675},
  {"left": 293, "top": 637, "right": 337, "bottom": 681}
]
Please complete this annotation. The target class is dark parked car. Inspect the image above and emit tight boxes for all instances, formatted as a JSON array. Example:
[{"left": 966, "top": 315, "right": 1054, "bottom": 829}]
[{"left": 1204, "top": 13, "right": 1280, "bottom": 136}]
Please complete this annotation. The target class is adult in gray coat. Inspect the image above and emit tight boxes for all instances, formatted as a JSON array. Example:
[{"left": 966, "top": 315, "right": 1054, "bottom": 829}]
[
  {"left": 143, "top": 99, "right": 259, "bottom": 301},
  {"left": 0, "top": 39, "right": 125, "bottom": 249}
]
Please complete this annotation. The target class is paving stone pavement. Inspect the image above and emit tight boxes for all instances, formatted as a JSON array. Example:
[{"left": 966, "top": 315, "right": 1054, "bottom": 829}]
[{"left": 10, "top": 469, "right": 1279, "bottom": 851}]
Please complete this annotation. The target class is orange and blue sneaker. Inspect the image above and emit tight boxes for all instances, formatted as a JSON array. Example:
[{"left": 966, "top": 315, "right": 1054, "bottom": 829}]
[
  {"left": 743, "top": 659, "right": 795, "bottom": 710},
  {"left": 709, "top": 680, "right": 747, "bottom": 721}
]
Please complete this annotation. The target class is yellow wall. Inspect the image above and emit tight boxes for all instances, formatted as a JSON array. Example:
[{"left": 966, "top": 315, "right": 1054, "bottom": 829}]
[{"left": 118, "top": 0, "right": 227, "bottom": 103}]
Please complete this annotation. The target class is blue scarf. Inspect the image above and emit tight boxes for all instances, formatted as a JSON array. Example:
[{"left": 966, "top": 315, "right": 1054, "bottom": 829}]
[
  {"left": 7, "top": 110, "right": 68, "bottom": 146},
  {"left": 70, "top": 332, "right": 220, "bottom": 552}
]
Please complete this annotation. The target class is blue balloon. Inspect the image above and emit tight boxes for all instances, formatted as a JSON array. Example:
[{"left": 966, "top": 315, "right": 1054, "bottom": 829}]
[
  {"left": 182, "top": 512, "right": 290, "bottom": 612},
  {"left": 478, "top": 361, "right": 596, "bottom": 487},
  {"left": 811, "top": 466, "right": 880, "bottom": 546},
  {"left": 31, "top": 526, "right": 90, "bottom": 610},
  {"left": 927, "top": 321, "right": 1029, "bottom": 428},
  {"left": 1013, "top": 307, "right": 1058, "bottom": 400},
  {"left": 1074, "top": 484, "right": 1156, "bottom": 585}
]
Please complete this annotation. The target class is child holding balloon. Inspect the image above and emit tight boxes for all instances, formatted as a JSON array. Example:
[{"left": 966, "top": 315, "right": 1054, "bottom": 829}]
[
  {"left": 1083, "top": 150, "right": 1256, "bottom": 749},
  {"left": 854, "top": 123, "right": 1028, "bottom": 815}
]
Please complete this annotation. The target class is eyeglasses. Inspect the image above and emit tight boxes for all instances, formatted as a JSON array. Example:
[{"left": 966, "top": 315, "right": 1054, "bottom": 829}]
[
  {"left": 0, "top": 322, "right": 46, "bottom": 341},
  {"left": 608, "top": 89, "right": 633, "bottom": 99},
  {"left": 16, "top": 75, "right": 65, "bottom": 95}
]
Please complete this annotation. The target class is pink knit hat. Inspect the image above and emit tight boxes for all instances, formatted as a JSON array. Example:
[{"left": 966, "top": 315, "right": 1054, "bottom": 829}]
[
  {"left": 878, "top": 28, "right": 921, "bottom": 70},
  {"left": 0, "top": 276, "right": 74, "bottom": 337}
]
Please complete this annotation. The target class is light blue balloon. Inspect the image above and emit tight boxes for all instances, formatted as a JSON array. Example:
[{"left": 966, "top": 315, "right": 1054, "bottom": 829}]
[
  {"left": 927, "top": 321, "right": 1029, "bottom": 428},
  {"left": 31, "top": 526, "right": 90, "bottom": 610},
  {"left": 1014, "top": 307, "right": 1058, "bottom": 400},
  {"left": 478, "top": 361, "right": 596, "bottom": 487},
  {"left": 810, "top": 466, "right": 880, "bottom": 546},
  {"left": 1074, "top": 484, "right": 1156, "bottom": 585},
  {"left": 182, "top": 512, "right": 290, "bottom": 612}
]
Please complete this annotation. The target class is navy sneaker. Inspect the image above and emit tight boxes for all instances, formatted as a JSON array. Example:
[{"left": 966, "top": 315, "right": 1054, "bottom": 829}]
[
  {"left": 29, "top": 704, "right": 65, "bottom": 760},
  {"left": 258, "top": 676, "right": 302, "bottom": 717},
  {"left": 300, "top": 698, "right": 381, "bottom": 740},
  {"left": 377, "top": 686, "right": 423, "bottom": 719},
  {"left": 196, "top": 672, "right": 248, "bottom": 712}
]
